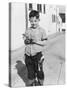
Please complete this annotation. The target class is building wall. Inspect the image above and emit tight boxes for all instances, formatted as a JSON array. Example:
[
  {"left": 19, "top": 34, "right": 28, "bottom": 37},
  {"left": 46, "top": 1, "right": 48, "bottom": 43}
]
[
  {"left": 11, "top": 3, "right": 26, "bottom": 50},
  {"left": 27, "top": 4, "right": 57, "bottom": 35},
  {"left": 27, "top": 4, "right": 65, "bottom": 34},
  {"left": 40, "top": 5, "right": 57, "bottom": 35},
  {"left": 56, "top": 5, "right": 66, "bottom": 31},
  {"left": 11, "top": 3, "right": 65, "bottom": 51}
]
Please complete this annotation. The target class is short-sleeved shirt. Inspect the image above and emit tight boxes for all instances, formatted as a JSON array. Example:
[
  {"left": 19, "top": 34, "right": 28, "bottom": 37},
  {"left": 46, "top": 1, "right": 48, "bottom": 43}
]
[{"left": 25, "top": 26, "right": 47, "bottom": 56}]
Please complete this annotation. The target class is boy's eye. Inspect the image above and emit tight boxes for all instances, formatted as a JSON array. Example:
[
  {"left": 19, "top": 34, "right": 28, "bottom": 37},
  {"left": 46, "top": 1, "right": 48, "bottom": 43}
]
[
  {"left": 34, "top": 20, "right": 37, "bottom": 22},
  {"left": 30, "top": 21, "right": 33, "bottom": 23},
  {"left": 30, "top": 20, "right": 33, "bottom": 22},
  {"left": 30, "top": 20, "right": 37, "bottom": 23}
]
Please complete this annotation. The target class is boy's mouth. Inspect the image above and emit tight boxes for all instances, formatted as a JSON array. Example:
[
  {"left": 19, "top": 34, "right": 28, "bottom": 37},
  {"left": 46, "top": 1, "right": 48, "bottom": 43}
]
[
  {"left": 31, "top": 24, "right": 37, "bottom": 28},
  {"left": 31, "top": 26, "right": 37, "bottom": 29}
]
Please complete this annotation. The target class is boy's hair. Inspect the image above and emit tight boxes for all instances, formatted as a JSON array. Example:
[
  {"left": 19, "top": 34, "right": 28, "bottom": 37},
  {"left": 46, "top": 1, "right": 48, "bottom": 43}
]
[{"left": 29, "top": 10, "right": 39, "bottom": 19}]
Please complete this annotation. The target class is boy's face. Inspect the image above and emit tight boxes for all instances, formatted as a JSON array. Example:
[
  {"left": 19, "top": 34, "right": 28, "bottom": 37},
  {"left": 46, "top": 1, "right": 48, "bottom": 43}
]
[{"left": 29, "top": 17, "right": 40, "bottom": 29}]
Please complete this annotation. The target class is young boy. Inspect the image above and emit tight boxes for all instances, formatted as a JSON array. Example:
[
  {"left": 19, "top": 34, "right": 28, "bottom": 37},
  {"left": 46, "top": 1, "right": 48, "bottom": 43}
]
[{"left": 23, "top": 10, "right": 47, "bottom": 86}]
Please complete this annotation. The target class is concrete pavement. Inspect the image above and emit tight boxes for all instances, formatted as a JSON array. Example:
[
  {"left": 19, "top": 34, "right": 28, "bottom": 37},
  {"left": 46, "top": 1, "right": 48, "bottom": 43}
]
[{"left": 10, "top": 32, "right": 65, "bottom": 87}]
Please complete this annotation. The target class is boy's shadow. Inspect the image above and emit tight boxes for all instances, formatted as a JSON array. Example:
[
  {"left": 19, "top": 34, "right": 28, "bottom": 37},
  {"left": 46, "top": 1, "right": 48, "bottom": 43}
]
[{"left": 15, "top": 60, "right": 29, "bottom": 86}]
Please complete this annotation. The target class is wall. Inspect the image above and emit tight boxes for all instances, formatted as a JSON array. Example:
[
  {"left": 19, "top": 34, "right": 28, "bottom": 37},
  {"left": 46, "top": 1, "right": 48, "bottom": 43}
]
[
  {"left": 27, "top": 4, "right": 57, "bottom": 35},
  {"left": 11, "top": 3, "right": 26, "bottom": 50},
  {"left": 11, "top": 3, "right": 65, "bottom": 51},
  {"left": 40, "top": 5, "right": 57, "bottom": 35}
]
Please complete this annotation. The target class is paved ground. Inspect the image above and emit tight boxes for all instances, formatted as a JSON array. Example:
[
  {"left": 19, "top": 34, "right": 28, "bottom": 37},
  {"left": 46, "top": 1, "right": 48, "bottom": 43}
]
[{"left": 10, "top": 32, "right": 65, "bottom": 87}]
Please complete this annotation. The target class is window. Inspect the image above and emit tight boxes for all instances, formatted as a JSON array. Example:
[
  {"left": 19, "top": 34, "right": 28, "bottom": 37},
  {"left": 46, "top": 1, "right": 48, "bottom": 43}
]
[
  {"left": 29, "top": 3, "right": 32, "bottom": 10},
  {"left": 52, "top": 14, "right": 56, "bottom": 23},
  {"left": 43, "top": 4, "right": 45, "bottom": 14},
  {"left": 37, "top": 4, "right": 42, "bottom": 12},
  {"left": 59, "top": 13, "right": 65, "bottom": 23}
]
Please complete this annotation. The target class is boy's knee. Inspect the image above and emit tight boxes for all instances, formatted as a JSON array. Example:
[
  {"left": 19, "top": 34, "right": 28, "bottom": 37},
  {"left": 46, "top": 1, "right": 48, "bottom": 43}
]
[
  {"left": 37, "top": 71, "right": 44, "bottom": 80},
  {"left": 28, "top": 71, "right": 35, "bottom": 80}
]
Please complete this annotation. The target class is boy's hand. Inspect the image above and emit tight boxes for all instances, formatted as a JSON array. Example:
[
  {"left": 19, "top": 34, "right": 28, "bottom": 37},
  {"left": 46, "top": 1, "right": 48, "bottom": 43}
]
[
  {"left": 24, "top": 39, "right": 30, "bottom": 45},
  {"left": 30, "top": 39, "right": 35, "bottom": 44},
  {"left": 24, "top": 39, "right": 36, "bottom": 45}
]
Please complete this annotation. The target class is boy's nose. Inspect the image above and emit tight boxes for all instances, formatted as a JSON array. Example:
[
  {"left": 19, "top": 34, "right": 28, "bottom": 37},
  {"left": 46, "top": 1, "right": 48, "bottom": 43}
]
[
  {"left": 33, "top": 21, "right": 35, "bottom": 24},
  {"left": 32, "top": 23, "right": 34, "bottom": 25},
  {"left": 32, "top": 23, "right": 34, "bottom": 26}
]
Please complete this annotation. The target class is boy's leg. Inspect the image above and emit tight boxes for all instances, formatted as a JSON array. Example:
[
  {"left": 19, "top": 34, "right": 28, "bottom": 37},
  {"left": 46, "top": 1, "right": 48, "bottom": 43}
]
[
  {"left": 37, "top": 71, "right": 44, "bottom": 85},
  {"left": 35, "top": 52, "right": 44, "bottom": 85},
  {"left": 25, "top": 54, "right": 35, "bottom": 86}
]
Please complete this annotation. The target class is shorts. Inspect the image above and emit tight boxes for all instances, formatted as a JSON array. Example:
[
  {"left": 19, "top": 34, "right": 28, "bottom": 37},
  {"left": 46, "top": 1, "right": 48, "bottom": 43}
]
[{"left": 25, "top": 52, "right": 44, "bottom": 80}]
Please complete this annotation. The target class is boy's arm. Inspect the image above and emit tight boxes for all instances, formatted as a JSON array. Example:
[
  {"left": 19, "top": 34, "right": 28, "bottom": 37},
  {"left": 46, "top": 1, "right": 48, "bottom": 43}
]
[
  {"left": 34, "top": 38, "right": 48, "bottom": 46},
  {"left": 22, "top": 30, "right": 31, "bottom": 45},
  {"left": 34, "top": 29, "right": 48, "bottom": 46}
]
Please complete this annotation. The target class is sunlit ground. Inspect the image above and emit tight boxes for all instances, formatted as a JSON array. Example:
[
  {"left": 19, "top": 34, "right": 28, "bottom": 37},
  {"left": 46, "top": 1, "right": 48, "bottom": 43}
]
[{"left": 10, "top": 32, "right": 65, "bottom": 87}]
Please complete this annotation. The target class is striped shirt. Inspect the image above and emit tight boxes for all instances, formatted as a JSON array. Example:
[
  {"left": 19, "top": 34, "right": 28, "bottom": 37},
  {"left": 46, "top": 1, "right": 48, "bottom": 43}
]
[{"left": 25, "top": 26, "right": 47, "bottom": 56}]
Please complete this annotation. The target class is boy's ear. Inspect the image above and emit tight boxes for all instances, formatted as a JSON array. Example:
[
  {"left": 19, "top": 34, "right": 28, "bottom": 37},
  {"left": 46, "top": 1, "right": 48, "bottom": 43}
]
[
  {"left": 29, "top": 19, "right": 30, "bottom": 21},
  {"left": 38, "top": 19, "right": 40, "bottom": 21},
  {"left": 29, "top": 18, "right": 31, "bottom": 21}
]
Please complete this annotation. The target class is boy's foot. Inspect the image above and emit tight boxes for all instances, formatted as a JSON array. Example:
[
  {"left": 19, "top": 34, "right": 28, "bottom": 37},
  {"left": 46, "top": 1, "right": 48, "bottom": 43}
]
[
  {"left": 33, "top": 80, "right": 42, "bottom": 86},
  {"left": 28, "top": 80, "right": 43, "bottom": 86},
  {"left": 29, "top": 83, "right": 34, "bottom": 86},
  {"left": 38, "top": 79, "right": 44, "bottom": 86},
  {"left": 28, "top": 80, "right": 39, "bottom": 86},
  {"left": 38, "top": 80, "right": 43, "bottom": 86}
]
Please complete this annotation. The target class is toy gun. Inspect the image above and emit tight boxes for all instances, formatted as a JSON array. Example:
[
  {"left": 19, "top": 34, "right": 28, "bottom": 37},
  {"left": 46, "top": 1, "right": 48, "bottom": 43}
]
[
  {"left": 22, "top": 34, "right": 35, "bottom": 45},
  {"left": 38, "top": 56, "right": 44, "bottom": 71},
  {"left": 22, "top": 34, "right": 48, "bottom": 46}
]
